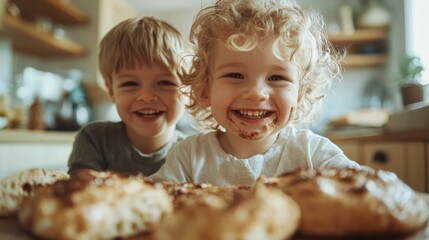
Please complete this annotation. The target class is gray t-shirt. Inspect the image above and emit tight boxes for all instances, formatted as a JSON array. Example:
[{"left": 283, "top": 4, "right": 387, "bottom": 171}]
[{"left": 68, "top": 121, "right": 185, "bottom": 175}]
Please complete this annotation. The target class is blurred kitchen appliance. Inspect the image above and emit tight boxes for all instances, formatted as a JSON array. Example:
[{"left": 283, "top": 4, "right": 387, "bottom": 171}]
[{"left": 54, "top": 69, "right": 92, "bottom": 131}]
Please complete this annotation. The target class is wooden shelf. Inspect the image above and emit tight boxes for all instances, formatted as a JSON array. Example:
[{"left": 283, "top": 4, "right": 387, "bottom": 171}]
[
  {"left": 329, "top": 28, "right": 388, "bottom": 43},
  {"left": 329, "top": 28, "right": 389, "bottom": 68},
  {"left": 342, "top": 54, "right": 388, "bottom": 68},
  {"left": 2, "top": 14, "right": 86, "bottom": 57},
  {"left": 10, "top": 0, "right": 88, "bottom": 25}
]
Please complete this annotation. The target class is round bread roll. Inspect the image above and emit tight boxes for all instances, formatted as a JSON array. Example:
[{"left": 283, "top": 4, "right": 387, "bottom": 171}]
[
  {"left": 18, "top": 169, "right": 172, "bottom": 240},
  {"left": 269, "top": 168, "right": 429, "bottom": 236},
  {"left": 155, "top": 182, "right": 301, "bottom": 240},
  {"left": 162, "top": 181, "right": 251, "bottom": 209},
  {"left": 0, "top": 168, "right": 69, "bottom": 216}
]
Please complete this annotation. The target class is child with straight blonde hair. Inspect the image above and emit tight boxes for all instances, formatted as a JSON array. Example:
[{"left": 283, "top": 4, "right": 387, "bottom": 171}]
[
  {"left": 68, "top": 17, "right": 189, "bottom": 175},
  {"left": 151, "top": 0, "right": 360, "bottom": 186}
]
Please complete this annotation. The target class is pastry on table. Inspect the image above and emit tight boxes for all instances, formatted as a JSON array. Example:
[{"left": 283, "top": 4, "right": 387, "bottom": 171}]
[
  {"left": 18, "top": 169, "right": 172, "bottom": 240},
  {"left": 0, "top": 168, "right": 69, "bottom": 217},
  {"left": 266, "top": 168, "right": 429, "bottom": 237},
  {"left": 155, "top": 181, "right": 301, "bottom": 240}
]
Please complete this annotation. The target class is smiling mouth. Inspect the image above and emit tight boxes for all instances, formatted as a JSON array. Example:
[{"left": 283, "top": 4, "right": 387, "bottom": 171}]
[
  {"left": 233, "top": 110, "right": 274, "bottom": 119},
  {"left": 135, "top": 110, "right": 164, "bottom": 118}
]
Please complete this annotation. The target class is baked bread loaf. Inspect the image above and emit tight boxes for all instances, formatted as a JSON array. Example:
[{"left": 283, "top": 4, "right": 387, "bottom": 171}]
[
  {"left": 162, "top": 181, "right": 251, "bottom": 209},
  {"left": 268, "top": 168, "right": 429, "bottom": 236},
  {"left": 18, "top": 169, "right": 172, "bottom": 240},
  {"left": 155, "top": 181, "right": 301, "bottom": 240},
  {"left": 0, "top": 168, "right": 69, "bottom": 216}
]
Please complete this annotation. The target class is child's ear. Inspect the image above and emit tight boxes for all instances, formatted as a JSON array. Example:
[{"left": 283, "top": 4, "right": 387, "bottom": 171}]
[{"left": 104, "top": 79, "right": 115, "bottom": 102}]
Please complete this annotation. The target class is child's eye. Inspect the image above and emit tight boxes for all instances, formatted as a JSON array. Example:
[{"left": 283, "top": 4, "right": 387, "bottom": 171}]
[
  {"left": 268, "top": 75, "right": 287, "bottom": 81},
  {"left": 120, "top": 81, "right": 138, "bottom": 87},
  {"left": 158, "top": 80, "right": 178, "bottom": 87},
  {"left": 224, "top": 73, "right": 244, "bottom": 79}
]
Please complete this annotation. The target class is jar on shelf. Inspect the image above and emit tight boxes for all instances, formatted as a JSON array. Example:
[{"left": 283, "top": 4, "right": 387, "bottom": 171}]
[
  {"left": 338, "top": 2, "right": 355, "bottom": 34},
  {"left": 357, "top": 0, "right": 391, "bottom": 28}
]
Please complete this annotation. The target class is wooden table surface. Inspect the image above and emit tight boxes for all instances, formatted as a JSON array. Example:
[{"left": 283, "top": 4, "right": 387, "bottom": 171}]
[{"left": 1, "top": 193, "right": 428, "bottom": 240}]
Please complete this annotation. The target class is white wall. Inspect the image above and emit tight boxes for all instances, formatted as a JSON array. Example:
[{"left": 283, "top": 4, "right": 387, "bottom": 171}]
[
  {"left": 139, "top": 9, "right": 200, "bottom": 47},
  {"left": 0, "top": 38, "right": 12, "bottom": 94},
  {"left": 408, "top": 0, "right": 429, "bottom": 85}
]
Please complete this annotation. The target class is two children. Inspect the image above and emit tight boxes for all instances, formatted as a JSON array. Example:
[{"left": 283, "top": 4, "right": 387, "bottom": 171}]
[
  {"left": 68, "top": 17, "right": 189, "bottom": 175},
  {"left": 151, "top": 0, "right": 359, "bottom": 186}
]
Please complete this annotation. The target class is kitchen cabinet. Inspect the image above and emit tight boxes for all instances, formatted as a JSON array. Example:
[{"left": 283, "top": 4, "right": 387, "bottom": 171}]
[
  {"left": 328, "top": 28, "right": 389, "bottom": 68},
  {"left": 330, "top": 128, "right": 429, "bottom": 192},
  {"left": 1, "top": 0, "right": 88, "bottom": 57},
  {"left": 335, "top": 142, "right": 361, "bottom": 164},
  {"left": 362, "top": 142, "right": 426, "bottom": 191}
]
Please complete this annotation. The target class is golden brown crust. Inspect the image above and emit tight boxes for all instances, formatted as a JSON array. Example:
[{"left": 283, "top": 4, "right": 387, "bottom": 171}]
[
  {"left": 0, "top": 168, "right": 69, "bottom": 217},
  {"left": 10, "top": 168, "right": 428, "bottom": 239},
  {"left": 18, "top": 169, "right": 172, "bottom": 240},
  {"left": 155, "top": 181, "right": 301, "bottom": 240},
  {"left": 266, "top": 168, "right": 429, "bottom": 236},
  {"left": 160, "top": 181, "right": 251, "bottom": 210}
]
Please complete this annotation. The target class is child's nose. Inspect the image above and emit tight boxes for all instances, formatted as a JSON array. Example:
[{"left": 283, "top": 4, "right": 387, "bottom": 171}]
[
  {"left": 136, "top": 90, "right": 158, "bottom": 102},
  {"left": 242, "top": 83, "right": 269, "bottom": 101}
]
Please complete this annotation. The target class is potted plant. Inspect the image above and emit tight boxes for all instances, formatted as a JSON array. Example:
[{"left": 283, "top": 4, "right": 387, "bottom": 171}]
[{"left": 397, "top": 54, "right": 425, "bottom": 106}]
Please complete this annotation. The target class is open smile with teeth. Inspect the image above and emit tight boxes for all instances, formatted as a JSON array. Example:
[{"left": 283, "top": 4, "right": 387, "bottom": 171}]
[
  {"left": 233, "top": 110, "right": 274, "bottom": 119},
  {"left": 135, "top": 110, "right": 163, "bottom": 118}
]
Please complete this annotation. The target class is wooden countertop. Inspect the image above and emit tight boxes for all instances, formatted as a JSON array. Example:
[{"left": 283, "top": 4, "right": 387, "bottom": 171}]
[
  {"left": 325, "top": 127, "right": 429, "bottom": 142},
  {"left": 0, "top": 129, "right": 76, "bottom": 143}
]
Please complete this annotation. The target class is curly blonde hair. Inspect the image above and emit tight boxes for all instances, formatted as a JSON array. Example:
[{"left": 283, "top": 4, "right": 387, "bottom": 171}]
[
  {"left": 99, "top": 17, "right": 188, "bottom": 84},
  {"left": 183, "top": 0, "right": 342, "bottom": 130}
]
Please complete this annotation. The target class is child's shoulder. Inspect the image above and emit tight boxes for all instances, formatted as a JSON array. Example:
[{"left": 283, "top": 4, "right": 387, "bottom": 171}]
[
  {"left": 78, "top": 121, "right": 125, "bottom": 134},
  {"left": 176, "top": 131, "right": 217, "bottom": 145}
]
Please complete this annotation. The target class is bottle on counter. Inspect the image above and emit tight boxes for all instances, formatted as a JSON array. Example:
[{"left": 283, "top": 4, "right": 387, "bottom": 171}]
[{"left": 28, "top": 97, "right": 45, "bottom": 130}]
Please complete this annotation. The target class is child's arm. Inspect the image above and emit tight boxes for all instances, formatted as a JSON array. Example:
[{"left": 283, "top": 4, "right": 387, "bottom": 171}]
[
  {"left": 67, "top": 127, "right": 107, "bottom": 174},
  {"left": 309, "top": 136, "right": 360, "bottom": 169}
]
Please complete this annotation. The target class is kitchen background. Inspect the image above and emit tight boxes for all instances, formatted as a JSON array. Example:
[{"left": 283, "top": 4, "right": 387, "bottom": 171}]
[
  {"left": 1, "top": 0, "right": 428, "bottom": 133},
  {"left": 0, "top": 0, "right": 428, "bottom": 187}
]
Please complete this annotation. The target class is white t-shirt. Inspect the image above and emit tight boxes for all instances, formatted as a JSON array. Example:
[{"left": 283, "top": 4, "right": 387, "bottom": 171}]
[{"left": 151, "top": 127, "right": 360, "bottom": 186}]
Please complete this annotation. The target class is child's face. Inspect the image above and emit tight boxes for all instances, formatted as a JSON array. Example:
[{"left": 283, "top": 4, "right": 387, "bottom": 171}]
[
  {"left": 107, "top": 63, "right": 184, "bottom": 141},
  {"left": 208, "top": 39, "right": 300, "bottom": 142}
]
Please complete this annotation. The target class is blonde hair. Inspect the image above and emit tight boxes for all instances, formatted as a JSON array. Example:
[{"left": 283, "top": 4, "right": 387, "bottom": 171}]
[
  {"left": 99, "top": 17, "right": 188, "bottom": 83},
  {"left": 184, "top": 0, "right": 342, "bottom": 130}
]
